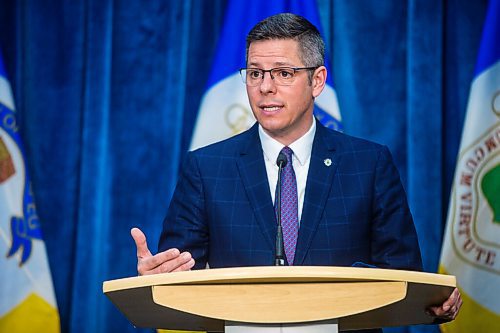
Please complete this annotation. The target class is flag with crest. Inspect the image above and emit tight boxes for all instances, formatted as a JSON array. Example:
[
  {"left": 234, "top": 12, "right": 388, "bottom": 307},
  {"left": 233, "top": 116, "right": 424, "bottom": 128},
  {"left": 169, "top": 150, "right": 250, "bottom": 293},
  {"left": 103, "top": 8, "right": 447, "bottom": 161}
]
[
  {"left": 0, "top": 53, "right": 60, "bottom": 333},
  {"left": 439, "top": 0, "right": 500, "bottom": 331}
]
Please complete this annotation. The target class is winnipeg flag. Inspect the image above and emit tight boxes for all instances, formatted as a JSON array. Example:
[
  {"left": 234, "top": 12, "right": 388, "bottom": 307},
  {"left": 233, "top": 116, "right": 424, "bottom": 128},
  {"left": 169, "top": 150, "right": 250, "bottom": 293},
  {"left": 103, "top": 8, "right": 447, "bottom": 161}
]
[
  {"left": 0, "top": 54, "right": 60, "bottom": 332},
  {"left": 439, "top": 0, "right": 500, "bottom": 331},
  {"left": 189, "top": 0, "right": 342, "bottom": 150}
]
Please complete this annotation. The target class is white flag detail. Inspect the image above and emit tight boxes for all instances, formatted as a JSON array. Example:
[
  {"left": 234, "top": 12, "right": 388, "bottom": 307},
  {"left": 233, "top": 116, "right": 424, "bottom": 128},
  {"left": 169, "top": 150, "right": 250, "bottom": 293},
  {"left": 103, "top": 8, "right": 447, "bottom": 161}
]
[
  {"left": 439, "top": 1, "right": 500, "bottom": 331},
  {"left": 0, "top": 54, "right": 60, "bottom": 332}
]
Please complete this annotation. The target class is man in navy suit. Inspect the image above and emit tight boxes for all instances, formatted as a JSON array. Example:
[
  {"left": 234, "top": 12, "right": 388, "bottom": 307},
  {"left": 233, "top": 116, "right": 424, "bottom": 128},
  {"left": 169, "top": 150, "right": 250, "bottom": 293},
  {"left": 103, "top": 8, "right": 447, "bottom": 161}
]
[{"left": 132, "top": 13, "right": 461, "bottom": 323}]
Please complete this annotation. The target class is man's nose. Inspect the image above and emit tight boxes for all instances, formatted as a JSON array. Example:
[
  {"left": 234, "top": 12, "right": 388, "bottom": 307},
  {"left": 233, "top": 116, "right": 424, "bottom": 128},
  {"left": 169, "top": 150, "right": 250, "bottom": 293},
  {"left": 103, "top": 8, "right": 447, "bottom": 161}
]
[{"left": 259, "top": 71, "right": 277, "bottom": 94}]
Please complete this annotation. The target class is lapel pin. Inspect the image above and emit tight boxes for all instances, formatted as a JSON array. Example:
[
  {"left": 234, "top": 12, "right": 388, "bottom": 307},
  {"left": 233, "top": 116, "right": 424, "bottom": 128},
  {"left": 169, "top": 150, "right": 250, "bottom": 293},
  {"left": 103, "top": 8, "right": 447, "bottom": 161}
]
[{"left": 324, "top": 158, "right": 332, "bottom": 167}]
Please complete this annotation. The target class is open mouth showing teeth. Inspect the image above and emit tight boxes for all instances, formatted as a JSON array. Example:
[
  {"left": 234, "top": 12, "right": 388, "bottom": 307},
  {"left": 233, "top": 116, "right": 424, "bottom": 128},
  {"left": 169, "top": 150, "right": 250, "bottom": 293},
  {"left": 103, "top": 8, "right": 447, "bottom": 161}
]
[{"left": 262, "top": 106, "right": 282, "bottom": 111}]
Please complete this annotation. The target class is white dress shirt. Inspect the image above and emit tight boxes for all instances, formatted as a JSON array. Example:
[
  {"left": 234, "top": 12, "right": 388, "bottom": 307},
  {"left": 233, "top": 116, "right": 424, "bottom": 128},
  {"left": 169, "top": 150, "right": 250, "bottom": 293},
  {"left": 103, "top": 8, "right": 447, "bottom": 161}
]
[{"left": 258, "top": 119, "right": 316, "bottom": 222}]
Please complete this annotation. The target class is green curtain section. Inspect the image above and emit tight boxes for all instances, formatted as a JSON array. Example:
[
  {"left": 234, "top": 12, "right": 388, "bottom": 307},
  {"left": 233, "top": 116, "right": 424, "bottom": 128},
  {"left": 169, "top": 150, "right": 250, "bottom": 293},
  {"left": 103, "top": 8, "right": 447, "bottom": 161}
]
[{"left": 0, "top": 0, "right": 488, "bottom": 332}]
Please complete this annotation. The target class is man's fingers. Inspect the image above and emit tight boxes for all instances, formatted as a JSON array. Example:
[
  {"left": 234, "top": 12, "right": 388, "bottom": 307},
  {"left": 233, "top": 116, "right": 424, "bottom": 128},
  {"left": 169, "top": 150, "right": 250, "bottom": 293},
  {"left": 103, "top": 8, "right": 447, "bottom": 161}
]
[
  {"left": 137, "top": 249, "right": 196, "bottom": 275},
  {"left": 137, "top": 248, "right": 180, "bottom": 275},
  {"left": 427, "top": 288, "right": 462, "bottom": 320},
  {"left": 171, "top": 258, "right": 196, "bottom": 272},
  {"left": 443, "top": 288, "right": 459, "bottom": 310},
  {"left": 442, "top": 288, "right": 461, "bottom": 313},
  {"left": 158, "top": 251, "right": 194, "bottom": 273},
  {"left": 131, "top": 227, "right": 152, "bottom": 259},
  {"left": 149, "top": 248, "right": 181, "bottom": 267},
  {"left": 428, "top": 306, "right": 452, "bottom": 319},
  {"left": 131, "top": 226, "right": 196, "bottom": 276}
]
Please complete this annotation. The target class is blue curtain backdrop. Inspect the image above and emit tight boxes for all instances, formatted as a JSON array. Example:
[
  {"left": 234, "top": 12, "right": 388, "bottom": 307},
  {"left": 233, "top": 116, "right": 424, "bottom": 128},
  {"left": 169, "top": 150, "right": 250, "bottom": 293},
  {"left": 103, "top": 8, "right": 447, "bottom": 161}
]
[{"left": 0, "top": 0, "right": 488, "bottom": 332}]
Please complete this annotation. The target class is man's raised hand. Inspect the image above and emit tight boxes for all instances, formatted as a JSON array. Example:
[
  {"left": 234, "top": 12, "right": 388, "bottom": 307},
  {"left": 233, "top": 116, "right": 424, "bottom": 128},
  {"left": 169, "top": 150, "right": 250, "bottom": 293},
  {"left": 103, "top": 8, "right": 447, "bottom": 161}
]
[{"left": 130, "top": 227, "right": 195, "bottom": 275}]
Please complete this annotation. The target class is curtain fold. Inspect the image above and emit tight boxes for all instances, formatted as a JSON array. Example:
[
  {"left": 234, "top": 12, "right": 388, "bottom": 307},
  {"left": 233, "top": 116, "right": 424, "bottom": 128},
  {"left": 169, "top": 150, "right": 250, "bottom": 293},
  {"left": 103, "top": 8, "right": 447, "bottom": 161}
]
[
  {"left": 70, "top": 1, "right": 113, "bottom": 331},
  {"left": 0, "top": 0, "right": 488, "bottom": 332},
  {"left": 406, "top": 0, "right": 444, "bottom": 274}
]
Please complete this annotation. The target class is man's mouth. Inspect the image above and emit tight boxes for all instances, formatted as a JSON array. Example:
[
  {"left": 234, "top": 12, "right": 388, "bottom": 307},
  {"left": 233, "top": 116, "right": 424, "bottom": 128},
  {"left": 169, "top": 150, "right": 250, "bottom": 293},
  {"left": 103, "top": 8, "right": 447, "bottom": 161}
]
[{"left": 260, "top": 105, "right": 284, "bottom": 112}]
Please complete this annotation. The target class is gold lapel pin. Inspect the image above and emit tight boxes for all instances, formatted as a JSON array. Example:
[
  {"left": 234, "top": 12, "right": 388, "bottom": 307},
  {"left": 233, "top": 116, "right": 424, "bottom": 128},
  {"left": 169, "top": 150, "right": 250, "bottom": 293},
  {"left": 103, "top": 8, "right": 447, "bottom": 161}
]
[{"left": 324, "top": 158, "right": 332, "bottom": 167}]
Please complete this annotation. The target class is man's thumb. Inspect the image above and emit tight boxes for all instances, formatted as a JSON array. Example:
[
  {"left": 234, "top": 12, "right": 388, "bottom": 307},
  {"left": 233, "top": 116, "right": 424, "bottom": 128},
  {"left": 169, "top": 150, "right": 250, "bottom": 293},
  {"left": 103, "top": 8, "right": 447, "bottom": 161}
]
[{"left": 131, "top": 227, "right": 152, "bottom": 258}]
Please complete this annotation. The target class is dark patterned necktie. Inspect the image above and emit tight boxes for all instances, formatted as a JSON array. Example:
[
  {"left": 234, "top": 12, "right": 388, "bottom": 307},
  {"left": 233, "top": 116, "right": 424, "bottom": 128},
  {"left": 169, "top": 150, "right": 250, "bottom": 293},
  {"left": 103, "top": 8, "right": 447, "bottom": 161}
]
[{"left": 276, "top": 146, "right": 299, "bottom": 265}]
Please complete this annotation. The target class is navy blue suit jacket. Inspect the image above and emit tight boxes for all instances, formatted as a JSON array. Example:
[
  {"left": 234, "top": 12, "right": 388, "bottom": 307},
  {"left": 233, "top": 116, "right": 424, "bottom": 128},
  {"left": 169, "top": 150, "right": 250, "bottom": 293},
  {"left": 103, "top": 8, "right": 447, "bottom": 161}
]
[{"left": 159, "top": 120, "right": 422, "bottom": 272}]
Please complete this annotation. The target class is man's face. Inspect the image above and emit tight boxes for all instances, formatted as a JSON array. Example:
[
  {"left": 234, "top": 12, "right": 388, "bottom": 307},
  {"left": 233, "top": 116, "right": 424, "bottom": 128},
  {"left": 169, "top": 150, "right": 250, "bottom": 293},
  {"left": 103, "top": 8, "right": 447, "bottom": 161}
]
[{"left": 246, "top": 39, "right": 326, "bottom": 145}]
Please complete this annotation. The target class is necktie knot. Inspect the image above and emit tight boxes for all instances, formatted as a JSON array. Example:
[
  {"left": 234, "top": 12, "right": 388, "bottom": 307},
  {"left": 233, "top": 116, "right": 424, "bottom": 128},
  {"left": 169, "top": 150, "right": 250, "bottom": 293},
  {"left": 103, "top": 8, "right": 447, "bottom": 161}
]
[{"left": 281, "top": 146, "right": 293, "bottom": 163}]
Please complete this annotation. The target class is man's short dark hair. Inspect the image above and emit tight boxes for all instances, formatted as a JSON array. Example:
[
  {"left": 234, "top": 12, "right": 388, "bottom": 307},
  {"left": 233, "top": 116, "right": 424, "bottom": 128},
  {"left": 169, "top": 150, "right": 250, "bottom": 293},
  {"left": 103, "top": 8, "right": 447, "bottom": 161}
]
[{"left": 246, "top": 13, "right": 325, "bottom": 68}]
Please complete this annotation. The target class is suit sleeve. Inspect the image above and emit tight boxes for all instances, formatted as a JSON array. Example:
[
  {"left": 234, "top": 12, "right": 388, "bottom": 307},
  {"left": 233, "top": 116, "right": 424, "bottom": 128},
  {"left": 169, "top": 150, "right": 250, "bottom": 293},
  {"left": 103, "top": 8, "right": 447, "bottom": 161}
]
[
  {"left": 158, "top": 151, "right": 209, "bottom": 269},
  {"left": 370, "top": 146, "right": 423, "bottom": 271}
]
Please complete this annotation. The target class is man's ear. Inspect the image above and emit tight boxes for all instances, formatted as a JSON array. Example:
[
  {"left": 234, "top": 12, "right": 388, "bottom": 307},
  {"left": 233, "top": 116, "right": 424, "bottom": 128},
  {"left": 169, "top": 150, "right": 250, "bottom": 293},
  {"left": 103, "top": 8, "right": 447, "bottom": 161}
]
[{"left": 312, "top": 66, "right": 327, "bottom": 98}]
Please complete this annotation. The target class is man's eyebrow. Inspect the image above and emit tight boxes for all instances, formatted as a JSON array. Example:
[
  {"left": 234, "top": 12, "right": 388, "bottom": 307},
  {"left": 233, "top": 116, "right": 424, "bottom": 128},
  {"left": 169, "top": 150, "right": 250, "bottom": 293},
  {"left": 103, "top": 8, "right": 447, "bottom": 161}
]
[
  {"left": 246, "top": 61, "right": 293, "bottom": 68},
  {"left": 274, "top": 61, "right": 291, "bottom": 67}
]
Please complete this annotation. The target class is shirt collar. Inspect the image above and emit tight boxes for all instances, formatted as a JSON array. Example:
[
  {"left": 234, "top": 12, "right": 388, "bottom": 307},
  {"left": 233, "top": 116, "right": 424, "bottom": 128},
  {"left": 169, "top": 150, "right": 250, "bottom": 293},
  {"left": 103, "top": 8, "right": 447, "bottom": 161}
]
[{"left": 258, "top": 118, "right": 316, "bottom": 166}]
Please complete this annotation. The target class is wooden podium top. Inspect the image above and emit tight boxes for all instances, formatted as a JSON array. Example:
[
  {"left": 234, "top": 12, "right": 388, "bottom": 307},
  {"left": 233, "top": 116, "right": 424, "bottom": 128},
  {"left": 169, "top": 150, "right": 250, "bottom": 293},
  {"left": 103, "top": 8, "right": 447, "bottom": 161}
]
[{"left": 103, "top": 266, "right": 455, "bottom": 331}]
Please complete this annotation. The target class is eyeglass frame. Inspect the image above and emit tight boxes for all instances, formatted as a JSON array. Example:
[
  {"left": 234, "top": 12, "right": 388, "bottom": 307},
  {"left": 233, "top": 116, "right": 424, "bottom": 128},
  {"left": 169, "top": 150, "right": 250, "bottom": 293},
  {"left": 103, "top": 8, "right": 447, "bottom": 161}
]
[{"left": 239, "top": 66, "right": 319, "bottom": 86}]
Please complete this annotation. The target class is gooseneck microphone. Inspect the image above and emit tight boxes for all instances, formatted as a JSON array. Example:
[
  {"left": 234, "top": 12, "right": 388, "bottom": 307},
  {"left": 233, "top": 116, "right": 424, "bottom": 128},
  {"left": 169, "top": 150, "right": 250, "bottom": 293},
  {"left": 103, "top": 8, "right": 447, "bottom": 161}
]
[{"left": 275, "top": 152, "right": 288, "bottom": 266}]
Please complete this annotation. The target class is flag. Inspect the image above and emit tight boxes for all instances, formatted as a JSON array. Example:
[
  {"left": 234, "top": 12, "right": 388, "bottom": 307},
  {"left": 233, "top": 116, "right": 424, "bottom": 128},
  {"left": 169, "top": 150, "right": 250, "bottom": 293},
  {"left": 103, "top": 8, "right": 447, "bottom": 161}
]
[
  {"left": 439, "top": 0, "right": 500, "bottom": 331},
  {"left": 189, "top": 0, "right": 342, "bottom": 150},
  {"left": 0, "top": 53, "right": 60, "bottom": 332}
]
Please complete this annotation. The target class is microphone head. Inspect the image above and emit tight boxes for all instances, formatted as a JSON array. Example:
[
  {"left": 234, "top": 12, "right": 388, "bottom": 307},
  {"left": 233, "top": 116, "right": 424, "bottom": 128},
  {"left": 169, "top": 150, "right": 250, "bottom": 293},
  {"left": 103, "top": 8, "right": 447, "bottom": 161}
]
[{"left": 276, "top": 152, "right": 288, "bottom": 167}]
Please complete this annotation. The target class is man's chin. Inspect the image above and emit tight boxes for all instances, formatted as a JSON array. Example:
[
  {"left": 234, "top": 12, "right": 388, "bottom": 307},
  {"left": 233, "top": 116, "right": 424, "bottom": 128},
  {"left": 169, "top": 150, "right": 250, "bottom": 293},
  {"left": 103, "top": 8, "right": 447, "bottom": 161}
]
[{"left": 259, "top": 121, "right": 285, "bottom": 135}]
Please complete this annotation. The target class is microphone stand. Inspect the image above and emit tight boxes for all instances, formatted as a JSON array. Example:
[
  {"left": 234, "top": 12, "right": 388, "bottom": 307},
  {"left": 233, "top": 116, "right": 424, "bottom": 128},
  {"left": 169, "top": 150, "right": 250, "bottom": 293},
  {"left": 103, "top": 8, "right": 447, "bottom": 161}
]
[{"left": 275, "top": 154, "right": 286, "bottom": 266}]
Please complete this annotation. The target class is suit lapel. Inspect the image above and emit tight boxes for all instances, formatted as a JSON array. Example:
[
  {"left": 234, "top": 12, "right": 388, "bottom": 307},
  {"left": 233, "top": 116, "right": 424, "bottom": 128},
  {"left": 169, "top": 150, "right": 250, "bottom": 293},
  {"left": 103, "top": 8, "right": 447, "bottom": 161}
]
[
  {"left": 294, "top": 121, "right": 340, "bottom": 265},
  {"left": 236, "top": 124, "right": 276, "bottom": 250}
]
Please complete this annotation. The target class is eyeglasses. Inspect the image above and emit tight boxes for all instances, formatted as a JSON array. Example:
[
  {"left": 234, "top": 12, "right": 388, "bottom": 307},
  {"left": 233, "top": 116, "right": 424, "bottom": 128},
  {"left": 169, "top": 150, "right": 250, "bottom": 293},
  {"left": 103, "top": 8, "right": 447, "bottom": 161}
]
[{"left": 239, "top": 67, "right": 318, "bottom": 86}]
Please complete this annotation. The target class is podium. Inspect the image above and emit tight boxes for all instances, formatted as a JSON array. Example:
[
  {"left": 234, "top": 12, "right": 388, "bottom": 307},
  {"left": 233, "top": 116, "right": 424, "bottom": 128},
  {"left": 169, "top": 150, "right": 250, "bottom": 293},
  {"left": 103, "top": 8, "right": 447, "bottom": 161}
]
[{"left": 103, "top": 266, "right": 455, "bottom": 332}]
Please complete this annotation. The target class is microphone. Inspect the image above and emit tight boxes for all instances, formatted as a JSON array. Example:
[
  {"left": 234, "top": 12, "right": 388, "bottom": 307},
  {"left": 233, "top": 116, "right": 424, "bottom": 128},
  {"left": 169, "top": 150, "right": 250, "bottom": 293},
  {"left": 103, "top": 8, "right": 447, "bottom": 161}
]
[{"left": 275, "top": 152, "right": 287, "bottom": 266}]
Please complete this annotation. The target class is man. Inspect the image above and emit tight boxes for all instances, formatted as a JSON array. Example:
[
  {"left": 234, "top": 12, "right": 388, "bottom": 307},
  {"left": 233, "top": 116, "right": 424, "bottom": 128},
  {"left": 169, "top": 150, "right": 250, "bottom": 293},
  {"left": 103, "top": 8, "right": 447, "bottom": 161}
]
[{"left": 132, "top": 13, "right": 461, "bottom": 327}]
